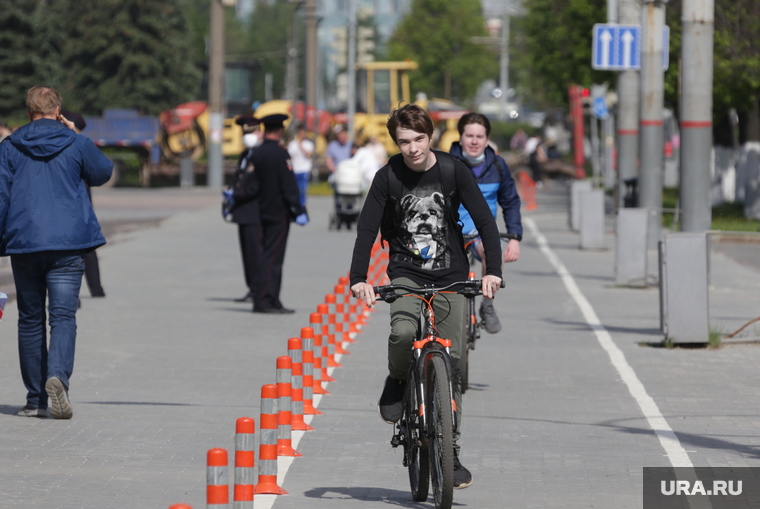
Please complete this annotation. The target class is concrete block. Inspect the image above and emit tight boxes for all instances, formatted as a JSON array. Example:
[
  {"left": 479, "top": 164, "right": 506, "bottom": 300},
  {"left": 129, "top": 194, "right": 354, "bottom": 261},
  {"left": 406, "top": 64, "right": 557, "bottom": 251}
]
[
  {"left": 615, "top": 209, "right": 648, "bottom": 287},
  {"left": 579, "top": 189, "right": 605, "bottom": 250},
  {"left": 570, "top": 180, "right": 593, "bottom": 231},
  {"left": 659, "top": 232, "right": 710, "bottom": 343}
]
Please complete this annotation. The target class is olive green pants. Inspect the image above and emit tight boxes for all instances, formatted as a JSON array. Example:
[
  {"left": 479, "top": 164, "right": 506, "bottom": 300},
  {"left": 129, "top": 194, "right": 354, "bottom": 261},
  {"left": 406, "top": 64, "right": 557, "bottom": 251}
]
[{"left": 387, "top": 277, "right": 465, "bottom": 452}]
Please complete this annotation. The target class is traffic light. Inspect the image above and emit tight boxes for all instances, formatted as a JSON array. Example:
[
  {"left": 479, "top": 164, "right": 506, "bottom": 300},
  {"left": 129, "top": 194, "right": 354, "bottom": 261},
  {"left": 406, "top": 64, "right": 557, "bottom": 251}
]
[
  {"left": 357, "top": 26, "right": 375, "bottom": 65},
  {"left": 331, "top": 27, "right": 348, "bottom": 68},
  {"left": 581, "top": 87, "right": 592, "bottom": 115}
]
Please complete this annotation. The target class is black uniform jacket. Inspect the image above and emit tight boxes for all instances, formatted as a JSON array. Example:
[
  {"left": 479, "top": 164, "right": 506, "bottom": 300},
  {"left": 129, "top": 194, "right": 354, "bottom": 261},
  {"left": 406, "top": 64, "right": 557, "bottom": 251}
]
[
  {"left": 248, "top": 139, "right": 305, "bottom": 223},
  {"left": 230, "top": 148, "right": 261, "bottom": 225}
]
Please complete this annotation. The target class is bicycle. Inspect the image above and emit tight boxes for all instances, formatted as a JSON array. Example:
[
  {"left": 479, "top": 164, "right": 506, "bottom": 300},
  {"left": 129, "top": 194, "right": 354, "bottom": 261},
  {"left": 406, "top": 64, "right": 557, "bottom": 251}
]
[
  {"left": 461, "top": 232, "right": 512, "bottom": 393},
  {"left": 374, "top": 279, "right": 501, "bottom": 509}
]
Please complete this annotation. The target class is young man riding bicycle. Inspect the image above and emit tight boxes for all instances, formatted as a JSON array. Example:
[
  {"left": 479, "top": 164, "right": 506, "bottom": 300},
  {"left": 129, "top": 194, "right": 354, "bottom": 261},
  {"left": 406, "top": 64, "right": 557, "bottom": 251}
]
[
  {"left": 350, "top": 104, "right": 503, "bottom": 489},
  {"left": 449, "top": 112, "right": 522, "bottom": 334}
]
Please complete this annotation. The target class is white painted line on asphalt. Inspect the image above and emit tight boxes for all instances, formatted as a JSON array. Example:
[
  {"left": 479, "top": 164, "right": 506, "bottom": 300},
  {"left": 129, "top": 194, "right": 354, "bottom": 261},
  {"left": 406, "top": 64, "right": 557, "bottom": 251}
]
[{"left": 524, "top": 217, "right": 693, "bottom": 469}]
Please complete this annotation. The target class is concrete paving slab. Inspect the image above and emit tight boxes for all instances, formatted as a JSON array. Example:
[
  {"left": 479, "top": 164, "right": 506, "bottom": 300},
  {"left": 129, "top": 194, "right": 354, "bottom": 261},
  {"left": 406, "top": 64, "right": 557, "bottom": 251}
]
[{"left": 1, "top": 182, "right": 759, "bottom": 509}]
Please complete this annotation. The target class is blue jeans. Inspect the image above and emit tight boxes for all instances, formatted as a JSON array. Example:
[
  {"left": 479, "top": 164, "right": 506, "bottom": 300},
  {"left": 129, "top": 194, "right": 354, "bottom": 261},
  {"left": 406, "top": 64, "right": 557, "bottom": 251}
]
[
  {"left": 11, "top": 250, "right": 85, "bottom": 408},
  {"left": 294, "top": 172, "right": 309, "bottom": 206}
]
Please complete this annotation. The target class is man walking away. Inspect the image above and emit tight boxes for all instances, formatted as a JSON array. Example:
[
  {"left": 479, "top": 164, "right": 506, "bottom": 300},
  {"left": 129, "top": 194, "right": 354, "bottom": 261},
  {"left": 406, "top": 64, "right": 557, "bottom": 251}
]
[{"left": 0, "top": 86, "right": 113, "bottom": 419}]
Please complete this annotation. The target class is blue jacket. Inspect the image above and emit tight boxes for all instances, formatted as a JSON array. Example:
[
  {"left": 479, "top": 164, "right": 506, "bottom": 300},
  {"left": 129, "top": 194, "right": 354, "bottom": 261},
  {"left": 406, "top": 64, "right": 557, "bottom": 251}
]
[
  {"left": 449, "top": 142, "right": 522, "bottom": 240},
  {"left": 0, "top": 118, "right": 113, "bottom": 255}
]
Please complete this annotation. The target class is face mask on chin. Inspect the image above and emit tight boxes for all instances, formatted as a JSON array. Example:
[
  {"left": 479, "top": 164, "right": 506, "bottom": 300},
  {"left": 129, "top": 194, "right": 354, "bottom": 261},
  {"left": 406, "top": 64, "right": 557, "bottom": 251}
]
[
  {"left": 243, "top": 133, "right": 259, "bottom": 148},
  {"left": 462, "top": 151, "right": 485, "bottom": 166}
]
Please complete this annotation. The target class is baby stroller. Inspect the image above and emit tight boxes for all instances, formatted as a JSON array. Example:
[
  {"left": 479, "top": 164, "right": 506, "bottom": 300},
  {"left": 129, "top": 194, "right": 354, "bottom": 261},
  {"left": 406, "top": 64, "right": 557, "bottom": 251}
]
[{"left": 329, "top": 158, "right": 364, "bottom": 230}]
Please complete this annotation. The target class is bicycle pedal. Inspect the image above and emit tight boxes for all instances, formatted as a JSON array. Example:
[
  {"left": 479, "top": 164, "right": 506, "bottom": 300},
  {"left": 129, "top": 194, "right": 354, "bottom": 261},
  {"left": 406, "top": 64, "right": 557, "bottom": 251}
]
[{"left": 390, "top": 434, "right": 403, "bottom": 448}]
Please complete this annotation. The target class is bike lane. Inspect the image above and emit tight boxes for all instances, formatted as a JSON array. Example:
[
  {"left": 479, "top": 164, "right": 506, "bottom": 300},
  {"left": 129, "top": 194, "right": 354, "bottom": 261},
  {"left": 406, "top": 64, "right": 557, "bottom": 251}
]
[
  {"left": 271, "top": 187, "right": 668, "bottom": 508},
  {"left": 526, "top": 184, "right": 760, "bottom": 475}
]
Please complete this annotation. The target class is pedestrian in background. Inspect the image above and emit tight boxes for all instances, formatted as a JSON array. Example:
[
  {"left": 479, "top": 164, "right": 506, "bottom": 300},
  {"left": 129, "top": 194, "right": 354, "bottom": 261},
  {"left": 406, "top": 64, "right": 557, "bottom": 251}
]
[
  {"left": 62, "top": 111, "right": 106, "bottom": 299},
  {"left": 0, "top": 86, "right": 113, "bottom": 419},
  {"left": 287, "top": 123, "right": 314, "bottom": 206},
  {"left": 509, "top": 128, "right": 527, "bottom": 152},
  {"left": 524, "top": 133, "right": 547, "bottom": 187},
  {"left": 230, "top": 116, "right": 263, "bottom": 304},
  {"left": 366, "top": 134, "right": 388, "bottom": 168},
  {"left": 325, "top": 124, "right": 351, "bottom": 174},
  {"left": 248, "top": 114, "right": 308, "bottom": 314}
]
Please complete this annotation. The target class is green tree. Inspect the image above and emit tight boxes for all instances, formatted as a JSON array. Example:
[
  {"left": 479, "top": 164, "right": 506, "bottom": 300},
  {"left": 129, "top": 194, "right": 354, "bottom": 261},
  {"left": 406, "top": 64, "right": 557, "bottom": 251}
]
[
  {"left": 241, "top": 0, "right": 295, "bottom": 102},
  {"left": 665, "top": 0, "right": 760, "bottom": 145},
  {"left": 712, "top": 0, "right": 760, "bottom": 142},
  {"left": 512, "top": 0, "right": 613, "bottom": 109},
  {"left": 0, "top": 0, "right": 46, "bottom": 118},
  {"left": 47, "top": 0, "right": 201, "bottom": 115},
  {"left": 388, "top": 0, "right": 498, "bottom": 105}
]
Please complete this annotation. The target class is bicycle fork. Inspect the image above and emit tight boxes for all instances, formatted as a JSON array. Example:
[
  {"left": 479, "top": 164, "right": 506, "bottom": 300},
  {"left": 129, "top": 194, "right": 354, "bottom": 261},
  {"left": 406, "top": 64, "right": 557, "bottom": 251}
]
[
  {"left": 390, "top": 346, "right": 458, "bottom": 454},
  {"left": 416, "top": 347, "right": 458, "bottom": 434}
]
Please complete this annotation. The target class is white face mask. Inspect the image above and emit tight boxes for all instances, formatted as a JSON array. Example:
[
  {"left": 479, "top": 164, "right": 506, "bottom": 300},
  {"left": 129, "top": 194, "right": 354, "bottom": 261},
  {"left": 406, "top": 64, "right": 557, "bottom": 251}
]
[
  {"left": 462, "top": 152, "right": 485, "bottom": 166},
  {"left": 243, "top": 133, "right": 259, "bottom": 148}
]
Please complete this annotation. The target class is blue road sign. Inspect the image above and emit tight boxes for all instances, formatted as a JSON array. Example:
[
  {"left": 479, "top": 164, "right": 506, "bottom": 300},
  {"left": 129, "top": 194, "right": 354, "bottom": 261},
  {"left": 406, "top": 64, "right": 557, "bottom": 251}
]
[
  {"left": 592, "top": 24, "right": 669, "bottom": 71},
  {"left": 593, "top": 96, "right": 609, "bottom": 119},
  {"left": 593, "top": 24, "right": 640, "bottom": 70}
]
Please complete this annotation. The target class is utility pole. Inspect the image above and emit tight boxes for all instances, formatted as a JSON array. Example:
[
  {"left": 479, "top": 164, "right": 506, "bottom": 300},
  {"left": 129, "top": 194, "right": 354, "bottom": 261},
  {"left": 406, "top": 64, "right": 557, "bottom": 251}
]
[
  {"left": 286, "top": 6, "right": 299, "bottom": 105},
  {"left": 602, "top": 0, "right": 616, "bottom": 191},
  {"left": 639, "top": 0, "right": 667, "bottom": 248},
  {"left": 680, "top": 0, "right": 714, "bottom": 232},
  {"left": 207, "top": 0, "right": 225, "bottom": 188},
  {"left": 617, "top": 0, "right": 640, "bottom": 208},
  {"left": 304, "top": 0, "right": 318, "bottom": 137},
  {"left": 347, "top": 0, "right": 356, "bottom": 143},
  {"left": 499, "top": 9, "right": 510, "bottom": 121}
]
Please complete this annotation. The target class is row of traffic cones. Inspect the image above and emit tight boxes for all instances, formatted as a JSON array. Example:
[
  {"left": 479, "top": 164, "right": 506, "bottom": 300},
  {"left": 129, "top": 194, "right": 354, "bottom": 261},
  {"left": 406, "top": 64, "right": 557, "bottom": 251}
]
[{"left": 170, "top": 241, "right": 389, "bottom": 508}]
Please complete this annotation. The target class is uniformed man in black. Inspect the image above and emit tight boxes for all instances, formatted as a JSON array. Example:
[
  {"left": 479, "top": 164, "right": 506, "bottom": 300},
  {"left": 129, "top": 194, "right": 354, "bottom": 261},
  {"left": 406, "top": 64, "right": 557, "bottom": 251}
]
[
  {"left": 62, "top": 111, "right": 106, "bottom": 300},
  {"left": 230, "top": 116, "right": 263, "bottom": 304},
  {"left": 250, "top": 113, "right": 308, "bottom": 314}
]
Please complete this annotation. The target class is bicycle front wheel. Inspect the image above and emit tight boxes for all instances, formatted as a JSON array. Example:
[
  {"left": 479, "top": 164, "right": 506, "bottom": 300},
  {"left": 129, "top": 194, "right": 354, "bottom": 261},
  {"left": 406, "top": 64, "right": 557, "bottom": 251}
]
[
  {"left": 406, "top": 372, "right": 429, "bottom": 501},
  {"left": 427, "top": 355, "right": 455, "bottom": 509}
]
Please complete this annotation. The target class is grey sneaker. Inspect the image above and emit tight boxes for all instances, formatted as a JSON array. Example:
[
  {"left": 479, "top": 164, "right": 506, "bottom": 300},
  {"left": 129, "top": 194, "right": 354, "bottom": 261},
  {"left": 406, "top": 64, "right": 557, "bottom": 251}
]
[
  {"left": 18, "top": 405, "right": 47, "bottom": 418},
  {"left": 45, "top": 377, "right": 73, "bottom": 419},
  {"left": 378, "top": 376, "right": 406, "bottom": 424},
  {"left": 453, "top": 454, "right": 473, "bottom": 489},
  {"left": 479, "top": 302, "right": 502, "bottom": 334}
]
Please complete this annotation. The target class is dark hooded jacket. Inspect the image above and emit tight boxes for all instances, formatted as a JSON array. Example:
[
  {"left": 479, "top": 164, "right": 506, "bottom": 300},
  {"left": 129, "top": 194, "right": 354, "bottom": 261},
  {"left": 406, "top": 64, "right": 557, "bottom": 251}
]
[{"left": 0, "top": 118, "right": 113, "bottom": 255}]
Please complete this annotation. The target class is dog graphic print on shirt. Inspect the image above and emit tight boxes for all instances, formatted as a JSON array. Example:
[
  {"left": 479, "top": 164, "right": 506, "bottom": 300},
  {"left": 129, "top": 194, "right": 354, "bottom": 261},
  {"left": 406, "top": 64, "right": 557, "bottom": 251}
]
[{"left": 399, "top": 187, "right": 450, "bottom": 270}]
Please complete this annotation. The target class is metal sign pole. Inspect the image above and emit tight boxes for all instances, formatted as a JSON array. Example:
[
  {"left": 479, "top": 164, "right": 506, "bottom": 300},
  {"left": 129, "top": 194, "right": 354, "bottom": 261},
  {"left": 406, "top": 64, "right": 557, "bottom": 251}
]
[
  {"left": 639, "top": 0, "right": 667, "bottom": 248},
  {"left": 680, "top": 0, "right": 714, "bottom": 232}
]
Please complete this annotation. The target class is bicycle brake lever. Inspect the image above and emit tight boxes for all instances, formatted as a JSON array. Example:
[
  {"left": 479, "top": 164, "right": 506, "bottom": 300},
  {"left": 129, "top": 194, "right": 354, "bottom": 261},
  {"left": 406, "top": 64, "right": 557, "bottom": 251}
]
[{"left": 377, "top": 286, "right": 399, "bottom": 303}]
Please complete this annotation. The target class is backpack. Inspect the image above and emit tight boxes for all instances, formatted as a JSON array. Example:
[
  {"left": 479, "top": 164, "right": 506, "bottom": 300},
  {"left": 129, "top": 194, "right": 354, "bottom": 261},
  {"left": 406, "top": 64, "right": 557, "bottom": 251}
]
[{"left": 379, "top": 150, "right": 463, "bottom": 247}]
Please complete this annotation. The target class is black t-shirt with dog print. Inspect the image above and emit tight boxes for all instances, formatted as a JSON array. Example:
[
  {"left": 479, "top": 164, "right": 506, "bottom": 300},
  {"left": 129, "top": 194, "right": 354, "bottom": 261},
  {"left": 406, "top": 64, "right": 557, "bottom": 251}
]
[{"left": 350, "top": 157, "right": 502, "bottom": 288}]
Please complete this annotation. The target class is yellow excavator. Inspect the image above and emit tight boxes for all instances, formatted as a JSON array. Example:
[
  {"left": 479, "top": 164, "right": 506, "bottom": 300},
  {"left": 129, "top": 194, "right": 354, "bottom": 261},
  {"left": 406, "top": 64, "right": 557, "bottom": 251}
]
[{"left": 159, "top": 60, "right": 466, "bottom": 162}]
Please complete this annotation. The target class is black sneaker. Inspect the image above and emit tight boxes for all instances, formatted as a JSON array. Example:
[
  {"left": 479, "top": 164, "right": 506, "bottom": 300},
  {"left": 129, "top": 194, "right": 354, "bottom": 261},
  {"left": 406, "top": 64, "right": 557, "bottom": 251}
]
[
  {"left": 17, "top": 405, "right": 47, "bottom": 418},
  {"left": 45, "top": 377, "right": 72, "bottom": 419},
  {"left": 479, "top": 302, "right": 502, "bottom": 334},
  {"left": 453, "top": 454, "right": 473, "bottom": 489},
  {"left": 377, "top": 376, "right": 406, "bottom": 423}
]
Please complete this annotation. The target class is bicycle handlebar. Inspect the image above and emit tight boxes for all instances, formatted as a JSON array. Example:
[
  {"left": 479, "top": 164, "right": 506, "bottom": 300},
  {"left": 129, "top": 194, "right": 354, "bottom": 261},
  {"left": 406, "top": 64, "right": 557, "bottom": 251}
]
[{"left": 372, "top": 279, "right": 506, "bottom": 303}]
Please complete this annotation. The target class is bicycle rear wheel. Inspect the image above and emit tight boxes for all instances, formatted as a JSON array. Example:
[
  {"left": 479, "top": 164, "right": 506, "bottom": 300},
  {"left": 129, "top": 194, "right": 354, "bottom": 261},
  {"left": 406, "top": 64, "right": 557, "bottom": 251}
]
[
  {"left": 427, "top": 355, "right": 454, "bottom": 509},
  {"left": 406, "top": 373, "right": 429, "bottom": 501}
]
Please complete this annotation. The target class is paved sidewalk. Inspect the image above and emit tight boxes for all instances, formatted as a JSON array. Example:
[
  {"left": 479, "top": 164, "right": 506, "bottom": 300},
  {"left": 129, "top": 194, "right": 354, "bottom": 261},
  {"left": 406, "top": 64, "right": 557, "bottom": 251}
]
[{"left": 0, "top": 183, "right": 759, "bottom": 508}]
